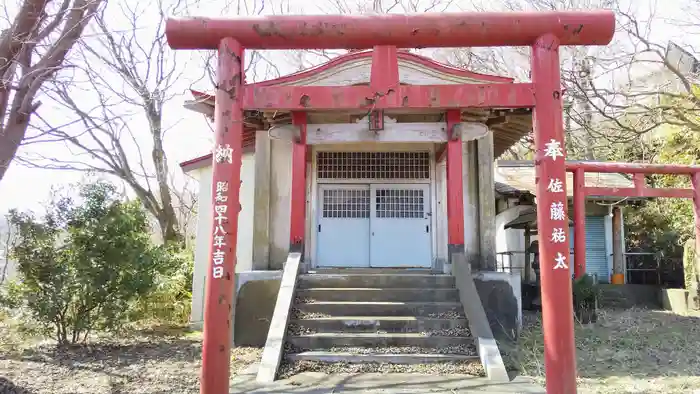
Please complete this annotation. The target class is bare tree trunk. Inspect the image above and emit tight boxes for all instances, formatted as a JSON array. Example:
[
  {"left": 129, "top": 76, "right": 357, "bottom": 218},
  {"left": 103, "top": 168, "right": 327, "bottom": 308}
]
[
  {"left": 15, "top": 2, "right": 189, "bottom": 243},
  {"left": 0, "top": 219, "right": 13, "bottom": 284}
]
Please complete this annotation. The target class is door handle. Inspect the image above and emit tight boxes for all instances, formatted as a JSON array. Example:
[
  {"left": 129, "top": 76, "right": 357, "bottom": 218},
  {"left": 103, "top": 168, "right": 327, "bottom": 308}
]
[
  {"left": 426, "top": 225, "right": 429, "bottom": 233},
  {"left": 318, "top": 224, "right": 321, "bottom": 232}
]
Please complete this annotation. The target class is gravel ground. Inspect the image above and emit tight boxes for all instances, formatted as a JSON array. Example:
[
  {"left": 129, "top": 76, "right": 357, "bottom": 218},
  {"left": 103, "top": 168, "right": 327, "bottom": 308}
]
[
  {"left": 427, "top": 311, "right": 464, "bottom": 319},
  {"left": 278, "top": 360, "right": 484, "bottom": 379},
  {"left": 286, "top": 324, "right": 471, "bottom": 337},
  {"left": 290, "top": 308, "right": 330, "bottom": 319},
  {"left": 0, "top": 328, "right": 262, "bottom": 394},
  {"left": 325, "top": 345, "right": 477, "bottom": 355}
]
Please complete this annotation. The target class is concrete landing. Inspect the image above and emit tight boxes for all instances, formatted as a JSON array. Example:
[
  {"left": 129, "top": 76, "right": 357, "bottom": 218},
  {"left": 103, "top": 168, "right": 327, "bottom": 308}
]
[{"left": 232, "top": 364, "right": 543, "bottom": 393}]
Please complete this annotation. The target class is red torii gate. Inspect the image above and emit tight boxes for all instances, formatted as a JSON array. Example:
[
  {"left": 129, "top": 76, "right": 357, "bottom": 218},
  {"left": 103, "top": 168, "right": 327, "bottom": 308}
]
[
  {"left": 165, "top": 11, "right": 616, "bottom": 394},
  {"left": 568, "top": 162, "right": 700, "bottom": 279}
]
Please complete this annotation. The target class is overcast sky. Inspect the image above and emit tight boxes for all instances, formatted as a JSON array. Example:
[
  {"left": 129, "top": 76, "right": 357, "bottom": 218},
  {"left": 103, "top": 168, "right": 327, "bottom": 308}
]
[{"left": 0, "top": 0, "right": 690, "bottom": 214}]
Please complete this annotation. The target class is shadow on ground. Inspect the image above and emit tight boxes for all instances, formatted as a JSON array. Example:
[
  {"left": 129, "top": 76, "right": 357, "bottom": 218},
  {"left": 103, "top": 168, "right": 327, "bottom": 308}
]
[
  {"left": 1, "top": 337, "right": 201, "bottom": 377},
  {"left": 0, "top": 377, "right": 36, "bottom": 394}
]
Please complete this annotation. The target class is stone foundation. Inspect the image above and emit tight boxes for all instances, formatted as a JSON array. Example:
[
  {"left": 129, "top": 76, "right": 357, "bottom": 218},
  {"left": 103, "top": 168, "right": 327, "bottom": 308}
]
[
  {"left": 233, "top": 271, "right": 283, "bottom": 347},
  {"left": 472, "top": 271, "right": 521, "bottom": 341}
]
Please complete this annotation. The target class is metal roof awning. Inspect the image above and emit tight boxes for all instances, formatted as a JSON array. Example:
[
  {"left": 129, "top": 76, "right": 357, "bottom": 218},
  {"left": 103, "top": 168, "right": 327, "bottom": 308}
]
[{"left": 504, "top": 207, "right": 574, "bottom": 231}]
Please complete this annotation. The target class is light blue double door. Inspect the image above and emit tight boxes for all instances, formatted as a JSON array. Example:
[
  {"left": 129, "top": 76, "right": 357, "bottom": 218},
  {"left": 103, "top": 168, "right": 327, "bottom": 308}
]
[{"left": 317, "top": 184, "right": 432, "bottom": 268}]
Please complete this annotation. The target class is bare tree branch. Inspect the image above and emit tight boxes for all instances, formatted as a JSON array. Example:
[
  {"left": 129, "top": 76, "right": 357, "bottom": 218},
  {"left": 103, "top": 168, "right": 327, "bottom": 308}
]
[{"left": 0, "top": 0, "right": 104, "bottom": 183}]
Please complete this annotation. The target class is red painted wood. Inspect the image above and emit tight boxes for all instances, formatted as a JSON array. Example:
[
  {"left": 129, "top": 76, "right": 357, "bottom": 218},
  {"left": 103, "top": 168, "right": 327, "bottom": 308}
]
[
  {"left": 445, "top": 109, "right": 465, "bottom": 246},
  {"left": 692, "top": 174, "right": 700, "bottom": 274},
  {"left": 166, "top": 11, "right": 615, "bottom": 50},
  {"left": 201, "top": 37, "right": 243, "bottom": 394},
  {"left": 167, "top": 10, "right": 621, "bottom": 394},
  {"left": 573, "top": 168, "right": 586, "bottom": 279},
  {"left": 370, "top": 45, "right": 399, "bottom": 93},
  {"left": 531, "top": 34, "right": 577, "bottom": 394},
  {"left": 566, "top": 161, "right": 700, "bottom": 175},
  {"left": 242, "top": 83, "right": 536, "bottom": 111},
  {"left": 290, "top": 112, "right": 308, "bottom": 247},
  {"left": 585, "top": 187, "right": 693, "bottom": 199}
]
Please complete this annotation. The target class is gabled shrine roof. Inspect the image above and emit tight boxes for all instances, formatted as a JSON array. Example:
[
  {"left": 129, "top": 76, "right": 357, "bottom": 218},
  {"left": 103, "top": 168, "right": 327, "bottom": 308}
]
[{"left": 181, "top": 48, "right": 533, "bottom": 169}]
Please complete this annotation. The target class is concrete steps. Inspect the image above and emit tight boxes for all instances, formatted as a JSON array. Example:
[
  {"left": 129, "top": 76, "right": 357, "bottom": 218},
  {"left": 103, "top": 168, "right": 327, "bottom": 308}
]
[
  {"left": 284, "top": 272, "right": 481, "bottom": 372},
  {"left": 293, "top": 300, "right": 464, "bottom": 317},
  {"left": 297, "top": 273, "right": 456, "bottom": 289},
  {"left": 289, "top": 316, "right": 469, "bottom": 333},
  {"left": 296, "top": 287, "right": 460, "bottom": 302},
  {"left": 288, "top": 332, "right": 473, "bottom": 348},
  {"left": 287, "top": 351, "right": 477, "bottom": 364}
]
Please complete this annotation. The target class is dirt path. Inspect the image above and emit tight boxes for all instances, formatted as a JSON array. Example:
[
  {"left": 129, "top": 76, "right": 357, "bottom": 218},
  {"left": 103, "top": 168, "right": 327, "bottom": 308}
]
[{"left": 0, "top": 328, "right": 261, "bottom": 394}]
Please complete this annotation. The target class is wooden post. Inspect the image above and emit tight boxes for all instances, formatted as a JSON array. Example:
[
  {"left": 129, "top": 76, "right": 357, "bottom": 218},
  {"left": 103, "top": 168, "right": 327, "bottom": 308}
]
[
  {"left": 446, "top": 109, "right": 466, "bottom": 265},
  {"left": 531, "top": 34, "right": 577, "bottom": 393},
  {"left": 464, "top": 140, "right": 481, "bottom": 271},
  {"left": 612, "top": 206, "right": 624, "bottom": 281},
  {"left": 201, "top": 37, "right": 244, "bottom": 394},
  {"left": 691, "top": 173, "right": 700, "bottom": 308},
  {"left": 289, "top": 112, "right": 308, "bottom": 253},
  {"left": 252, "top": 130, "right": 271, "bottom": 270},
  {"left": 524, "top": 226, "right": 531, "bottom": 282},
  {"left": 477, "top": 129, "right": 496, "bottom": 271},
  {"left": 573, "top": 167, "right": 586, "bottom": 278}
]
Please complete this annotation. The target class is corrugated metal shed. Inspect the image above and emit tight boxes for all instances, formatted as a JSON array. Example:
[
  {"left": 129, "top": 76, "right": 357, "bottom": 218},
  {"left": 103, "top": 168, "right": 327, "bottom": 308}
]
[{"left": 569, "top": 217, "right": 609, "bottom": 282}]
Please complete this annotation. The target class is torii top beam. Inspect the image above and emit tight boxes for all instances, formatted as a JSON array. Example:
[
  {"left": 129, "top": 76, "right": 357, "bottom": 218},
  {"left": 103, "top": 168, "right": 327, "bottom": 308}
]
[{"left": 165, "top": 11, "right": 615, "bottom": 50}]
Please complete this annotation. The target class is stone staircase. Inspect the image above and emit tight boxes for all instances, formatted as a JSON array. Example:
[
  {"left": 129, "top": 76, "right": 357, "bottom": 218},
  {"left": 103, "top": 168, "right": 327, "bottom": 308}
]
[{"left": 280, "top": 269, "right": 483, "bottom": 377}]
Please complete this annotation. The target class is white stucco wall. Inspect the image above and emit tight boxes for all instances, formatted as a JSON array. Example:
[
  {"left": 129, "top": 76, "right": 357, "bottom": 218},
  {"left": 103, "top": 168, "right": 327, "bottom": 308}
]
[
  {"left": 495, "top": 204, "right": 531, "bottom": 279},
  {"left": 190, "top": 152, "right": 256, "bottom": 324}
]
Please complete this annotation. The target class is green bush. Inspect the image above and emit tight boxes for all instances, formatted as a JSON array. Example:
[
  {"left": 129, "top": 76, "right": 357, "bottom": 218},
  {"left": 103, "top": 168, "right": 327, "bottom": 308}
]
[
  {"left": 3, "top": 181, "right": 179, "bottom": 345},
  {"left": 572, "top": 274, "right": 599, "bottom": 309},
  {"left": 684, "top": 239, "right": 697, "bottom": 290},
  {"left": 127, "top": 246, "right": 194, "bottom": 325}
]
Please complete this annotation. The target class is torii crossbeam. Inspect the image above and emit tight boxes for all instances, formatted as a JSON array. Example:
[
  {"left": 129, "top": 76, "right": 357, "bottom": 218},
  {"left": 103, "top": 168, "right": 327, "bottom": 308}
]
[{"left": 165, "top": 11, "right": 616, "bottom": 394}]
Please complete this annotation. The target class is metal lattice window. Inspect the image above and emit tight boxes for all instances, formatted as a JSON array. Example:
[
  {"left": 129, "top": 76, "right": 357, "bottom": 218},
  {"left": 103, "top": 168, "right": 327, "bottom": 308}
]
[
  {"left": 375, "top": 189, "right": 424, "bottom": 219},
  {"left": 322, "top": 189, "right": 370, "bottom": 218},
  {"left": 317, "top": 152, "right": 430, "bottom": 180}
]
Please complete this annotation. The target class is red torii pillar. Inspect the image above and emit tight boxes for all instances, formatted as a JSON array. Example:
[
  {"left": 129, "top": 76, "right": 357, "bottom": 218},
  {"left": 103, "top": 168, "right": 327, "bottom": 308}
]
[{"left": 165, "top": 11, "right": 615, "bottom": 394}]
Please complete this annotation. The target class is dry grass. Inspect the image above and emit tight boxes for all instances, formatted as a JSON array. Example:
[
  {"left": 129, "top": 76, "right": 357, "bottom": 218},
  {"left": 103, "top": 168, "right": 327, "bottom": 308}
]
[
  {"left": 0, "top": 314, "right": 262, "bottom": 394},
  {"left": 511, "top": 308, "right": 700, "bottom": 394}
]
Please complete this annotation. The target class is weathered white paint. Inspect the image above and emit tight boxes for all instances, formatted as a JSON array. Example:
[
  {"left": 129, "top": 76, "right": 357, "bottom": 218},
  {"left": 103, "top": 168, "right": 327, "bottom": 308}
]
[
  {"left": 189, "top": 153, "right": 256, "bottom": 324},
  {"left": 270, "top": 120, "right": 488, "bottom": 145},
  {"left": 435, "top": 160, "right": 448, "bottom": 269},
  {"left": 477, "top": 130, "right": 496, "bottom": 271},
  {"left": 495, "top": 204, "right": 531, "bottom": 279},
  {"left": 462, "top": 140, "right": 480, "bottom": 268},
  {"left": 307, "top": 122, "right": 446, "bottom": 144},
  {"left": 278, "top": 56, "right": 506, "bottom": 87},
  {"left": 454, "top": 122, "right": 490, "bottom": 141}
]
